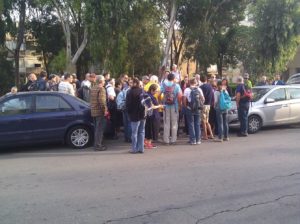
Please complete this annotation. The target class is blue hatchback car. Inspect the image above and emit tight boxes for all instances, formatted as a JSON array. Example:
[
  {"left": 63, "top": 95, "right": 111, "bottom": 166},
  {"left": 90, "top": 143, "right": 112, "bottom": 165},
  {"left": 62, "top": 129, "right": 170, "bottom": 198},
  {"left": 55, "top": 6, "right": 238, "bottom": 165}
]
[{"left": 0, "top": 92, "right": 94, "bottom": 149}]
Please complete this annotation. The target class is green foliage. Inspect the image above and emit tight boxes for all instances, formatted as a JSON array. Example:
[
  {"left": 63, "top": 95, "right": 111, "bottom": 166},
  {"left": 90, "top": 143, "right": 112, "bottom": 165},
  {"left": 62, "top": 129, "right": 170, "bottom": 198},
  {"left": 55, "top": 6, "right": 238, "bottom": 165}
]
[
  {"left": 253, "top": 0, "right": 300, "bottom": 73},
  {"left": 86, "top": 0, "right": 162, "bottom": 76},
  {"left": 178, "top": 0, "right": 248, "bottom": 74},
  {"left": 48, "top": 49, "right": 66, "bottom": 74}
]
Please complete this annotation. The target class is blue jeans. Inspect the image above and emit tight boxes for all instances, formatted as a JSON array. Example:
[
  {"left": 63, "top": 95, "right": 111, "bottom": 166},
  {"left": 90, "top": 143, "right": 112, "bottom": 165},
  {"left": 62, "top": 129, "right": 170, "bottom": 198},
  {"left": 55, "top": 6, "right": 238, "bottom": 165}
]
[
  {"left": 93, "top": 116, "right": 106, "bottom": 148},
  {"left": 122, "top": 111, "right": 131, "bottom": 141},
  {"left": 238, "top": 105, "right": 249, "bottom": 134},
  {"left": 131, "top": 120, "right": 146, "bottom": 153},
  {"left": 186, "top": 109, "right": 201, "bottom": 143},
  {"left": 216, "top": 109, "right": 229, "bottom": 139}
]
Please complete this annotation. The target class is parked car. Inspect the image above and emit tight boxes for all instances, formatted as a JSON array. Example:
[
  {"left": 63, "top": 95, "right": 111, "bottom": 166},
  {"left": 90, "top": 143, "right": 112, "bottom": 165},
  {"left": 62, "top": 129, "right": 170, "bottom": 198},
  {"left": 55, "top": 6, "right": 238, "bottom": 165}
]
[
  {"left": 0, "top": 92, "right": 94, "bottom": 148},
  {"left": 228, "top": 85, "right": 300, "bottom": 133},
  {"left": 287, "top": 73, "right": 300, "bottom": 84}
]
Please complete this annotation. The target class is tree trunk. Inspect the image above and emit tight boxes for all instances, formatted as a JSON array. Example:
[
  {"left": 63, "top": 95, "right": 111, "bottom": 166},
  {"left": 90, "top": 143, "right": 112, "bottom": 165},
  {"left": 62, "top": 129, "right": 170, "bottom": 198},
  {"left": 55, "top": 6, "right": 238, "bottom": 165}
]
[
  {"left": 14, "top": 0, "right": 26, "bottom": 87},
  {"left": 161, "top": 0, "right": 177, "bottom": 67},
  {"left": 218, "top": 54, "right": 223, "bottom": 78}
]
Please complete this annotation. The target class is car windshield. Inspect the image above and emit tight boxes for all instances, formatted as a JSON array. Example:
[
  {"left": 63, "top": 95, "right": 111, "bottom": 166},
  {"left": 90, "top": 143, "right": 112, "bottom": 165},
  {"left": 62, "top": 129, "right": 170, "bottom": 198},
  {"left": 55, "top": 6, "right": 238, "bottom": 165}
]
[
  {"left": 252, "top": 88, "right": 271, "bottom": 102},
  {"left": 287, "top": 74, "right": 300, "bottom": 84}
]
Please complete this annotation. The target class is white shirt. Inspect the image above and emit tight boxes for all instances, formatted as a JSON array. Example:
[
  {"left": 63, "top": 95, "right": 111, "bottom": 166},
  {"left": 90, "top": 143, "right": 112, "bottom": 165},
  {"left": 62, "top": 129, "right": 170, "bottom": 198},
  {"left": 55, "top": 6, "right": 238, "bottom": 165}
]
[
  {"left": 58, "top": 81, "right": 75, "bottom": 96},
  {"left": 106, "top": 84, "right": 116, "bottom": 98},
  {"left": 184, "top": 86, "right": 204, "bottom": 102},
  {"left": 81, "top": 80, "right": 91, "bottom": 88}
]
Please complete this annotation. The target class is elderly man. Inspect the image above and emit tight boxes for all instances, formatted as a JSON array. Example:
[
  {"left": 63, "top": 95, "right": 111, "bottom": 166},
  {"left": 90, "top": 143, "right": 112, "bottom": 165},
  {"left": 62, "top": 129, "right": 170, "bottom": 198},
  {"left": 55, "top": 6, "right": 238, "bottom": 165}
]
[
  {"left": 90, "top": 75, "right": 108, "bottom": 151},
  {"left": 171, "top": 64, "right": 181, "bottom": 83}
]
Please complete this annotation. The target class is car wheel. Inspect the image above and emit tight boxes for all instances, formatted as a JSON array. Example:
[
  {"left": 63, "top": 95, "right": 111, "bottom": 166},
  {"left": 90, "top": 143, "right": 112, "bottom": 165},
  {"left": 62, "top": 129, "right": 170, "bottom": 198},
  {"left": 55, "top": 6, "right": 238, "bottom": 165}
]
[
  {"left": 66, "top": 125, "right": 92, "bottom": 149},
  {"left": 248, "top": 115, "right": 262, "bottom": 134}
]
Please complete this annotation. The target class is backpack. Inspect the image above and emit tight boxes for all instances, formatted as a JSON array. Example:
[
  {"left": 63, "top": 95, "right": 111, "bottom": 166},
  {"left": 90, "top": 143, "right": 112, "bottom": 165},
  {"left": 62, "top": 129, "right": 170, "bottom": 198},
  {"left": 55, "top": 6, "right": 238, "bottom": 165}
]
[
  {"left": 77, "top": 86, "right": 90, "bottom": 101},
  {"left": 189, "top": 87, "right": 203, "bottom": 113},
  {"left": 219, "top": 90, "right": 232, "bottom": 110},
  {"left": 116, "top": 88, "right": 129, "bottom": 111},
  {"left": 140, "top": 92, "right": 153, "bottom": 117},
  {"left": 243, "top": 85, "right": 253, "bottom": 101},
  {"left": 163, "top": 83, "right": 176, "bottom": 105}
]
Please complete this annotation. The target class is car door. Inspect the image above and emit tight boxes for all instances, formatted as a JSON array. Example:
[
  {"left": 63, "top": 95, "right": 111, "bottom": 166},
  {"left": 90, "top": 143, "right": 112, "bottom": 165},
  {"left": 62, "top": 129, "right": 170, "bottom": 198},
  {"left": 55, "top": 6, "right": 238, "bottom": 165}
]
[
  {"left": 29, "top": 94, "right": 77, "bottom": 142},
  {"left": 0, "top": 95, "right": 34, "bottom": 146},
  {"left": 261, "top": 88, "right": 290, "bottom": 125},
  {"left": 286, "top": 88, "right": 300, "bottom": 123}
]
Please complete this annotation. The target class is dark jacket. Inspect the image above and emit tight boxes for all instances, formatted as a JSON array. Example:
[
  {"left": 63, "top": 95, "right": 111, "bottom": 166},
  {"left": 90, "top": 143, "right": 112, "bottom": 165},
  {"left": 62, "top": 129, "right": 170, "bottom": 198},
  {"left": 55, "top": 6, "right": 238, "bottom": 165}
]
[{"left": 126, "top": 86, "right": 145, "bottom": 122}]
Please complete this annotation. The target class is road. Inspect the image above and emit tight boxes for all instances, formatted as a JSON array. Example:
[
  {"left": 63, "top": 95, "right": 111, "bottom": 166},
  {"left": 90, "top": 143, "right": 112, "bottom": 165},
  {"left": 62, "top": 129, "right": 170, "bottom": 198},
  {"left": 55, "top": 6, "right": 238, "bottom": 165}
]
[{"left": 1, "top": 126, "right": 300, "bottom": 224}]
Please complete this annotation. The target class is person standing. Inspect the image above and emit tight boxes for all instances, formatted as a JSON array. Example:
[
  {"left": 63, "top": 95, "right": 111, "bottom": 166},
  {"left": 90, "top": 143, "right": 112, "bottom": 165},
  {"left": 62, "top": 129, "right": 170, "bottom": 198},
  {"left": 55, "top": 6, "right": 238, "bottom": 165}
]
[
  {"left": 58, "top": 73, "right": 75, "bottom": 96},
  {"left": 126, "top": 78, "right": 146, "bottom": 153},
  {"left": 272, "top": 74, "right": 285, "bottom": 85},
  {"left": 105, "top": 78, "right": 118, "bottom": 139},
  {"left": 160, "top": 73, "right": 182, "bottom": 145},
  {"left": 171, "top": 64, "right": 181, "bottom": 83},
  {"left": 183, "top": 78, "right": 204, "bottom": 145},
  {"left": 21, "top": 73, "right": 38, "bottom": 92},
  {"left": 90, "top": 75, "right": 108, "bottom": 151},
  {"left": 200, "top": 75, "right": 214, "bottom": 140},
  {"left": 257, "top": 75, "right": 268, "bottom": 86},
  {"left": 236, "top": 76, "right": 250, "bottom": 137},
  {"left": 214, "top": 81, "right": 229, "bottom": 142}
]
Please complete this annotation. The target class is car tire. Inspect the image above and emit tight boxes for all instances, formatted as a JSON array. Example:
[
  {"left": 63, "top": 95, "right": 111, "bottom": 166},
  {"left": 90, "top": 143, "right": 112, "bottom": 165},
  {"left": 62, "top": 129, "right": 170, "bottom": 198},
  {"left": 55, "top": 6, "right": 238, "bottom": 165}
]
[
  {"left": 66, "top": 125, "right": 92, "bottom": 149},
  {"left": 248, "top": 115, "right": 262, "bottom": 134}
]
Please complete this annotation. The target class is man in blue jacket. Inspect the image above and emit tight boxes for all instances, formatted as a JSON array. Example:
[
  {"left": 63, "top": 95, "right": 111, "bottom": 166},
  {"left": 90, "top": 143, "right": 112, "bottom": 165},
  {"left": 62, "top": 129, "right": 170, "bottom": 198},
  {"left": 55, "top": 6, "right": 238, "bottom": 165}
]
[{"left": 272, "top": 74, "right": 285, "bottom": 85}]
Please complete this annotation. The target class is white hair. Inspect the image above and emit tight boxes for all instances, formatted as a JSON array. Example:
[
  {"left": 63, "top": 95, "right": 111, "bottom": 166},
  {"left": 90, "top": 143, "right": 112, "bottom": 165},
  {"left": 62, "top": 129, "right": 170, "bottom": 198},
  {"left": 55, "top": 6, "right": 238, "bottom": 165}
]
[{"left": 150, "top": 75, "right": 158, "bottom": 83}]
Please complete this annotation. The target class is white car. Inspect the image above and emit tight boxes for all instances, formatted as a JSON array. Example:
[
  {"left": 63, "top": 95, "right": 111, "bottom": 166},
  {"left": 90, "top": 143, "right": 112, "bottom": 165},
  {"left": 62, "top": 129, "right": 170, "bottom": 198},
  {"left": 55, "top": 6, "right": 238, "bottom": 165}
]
[{"left": 228, "top": 85, "right": 300, "bottom": 133}]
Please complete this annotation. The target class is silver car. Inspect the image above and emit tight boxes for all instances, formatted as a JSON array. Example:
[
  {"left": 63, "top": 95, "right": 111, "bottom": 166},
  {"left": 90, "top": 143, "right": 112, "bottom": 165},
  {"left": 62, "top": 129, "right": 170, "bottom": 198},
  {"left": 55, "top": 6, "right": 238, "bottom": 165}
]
[{"left": 228, "top": 85, "right": 300, "bottom": 133}]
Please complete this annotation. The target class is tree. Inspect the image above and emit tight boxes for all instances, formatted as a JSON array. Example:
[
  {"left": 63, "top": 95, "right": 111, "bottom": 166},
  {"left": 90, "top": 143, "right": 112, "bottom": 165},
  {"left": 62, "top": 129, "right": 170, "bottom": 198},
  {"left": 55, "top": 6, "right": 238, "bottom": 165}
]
[
  {"left": 178, "top": 0, "right": 248, "bottom": 75},
  {"left": 28, "top": 5, "right": 64, "bottom": 75},
  {"left": 252, "top": 0, "right": 300, "bottom": 73}
]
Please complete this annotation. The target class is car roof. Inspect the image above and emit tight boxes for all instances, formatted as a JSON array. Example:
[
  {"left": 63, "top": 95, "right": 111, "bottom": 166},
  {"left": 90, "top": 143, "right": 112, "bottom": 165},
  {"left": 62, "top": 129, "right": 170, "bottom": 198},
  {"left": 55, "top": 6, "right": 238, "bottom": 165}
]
[
  {"left": 0, "top": 91, "right": 73, "bottom": 101},
  {"left": 253, "top": 85, "right": 300, "bottom": 89}
]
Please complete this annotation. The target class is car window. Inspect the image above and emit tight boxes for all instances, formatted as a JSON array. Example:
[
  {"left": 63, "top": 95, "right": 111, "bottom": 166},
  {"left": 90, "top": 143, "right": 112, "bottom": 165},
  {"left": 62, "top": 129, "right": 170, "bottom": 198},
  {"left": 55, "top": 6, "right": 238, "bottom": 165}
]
[
  {"left": 287, "top": 88, "right": 300, "bottom": 99},
  {"left": 36, "top": 95, "right": 72, "bottom": 112},
  {"left": 268, "top": 88, "right": 286, "bottom": 101},
  {"left": 252, "top": 88, "right": 271, "bottom": 102},
  {"left": 0, "top": 96, "right": 33, "bottom": 116}
]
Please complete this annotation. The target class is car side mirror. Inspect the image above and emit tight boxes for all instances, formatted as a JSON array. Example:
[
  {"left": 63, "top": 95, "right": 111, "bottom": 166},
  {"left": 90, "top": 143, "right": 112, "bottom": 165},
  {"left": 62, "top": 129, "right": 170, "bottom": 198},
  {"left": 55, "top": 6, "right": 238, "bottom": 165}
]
[{"left": 265, "top": 98, "right": 275, "bottom": 104}]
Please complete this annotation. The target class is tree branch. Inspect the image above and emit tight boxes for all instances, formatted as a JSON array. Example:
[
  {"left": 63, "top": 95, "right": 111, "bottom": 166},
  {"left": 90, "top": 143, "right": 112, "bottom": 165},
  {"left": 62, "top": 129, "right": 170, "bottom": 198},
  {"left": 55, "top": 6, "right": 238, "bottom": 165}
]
[{"left": 71, "top": 27, "right": 88, "bottom": 64}]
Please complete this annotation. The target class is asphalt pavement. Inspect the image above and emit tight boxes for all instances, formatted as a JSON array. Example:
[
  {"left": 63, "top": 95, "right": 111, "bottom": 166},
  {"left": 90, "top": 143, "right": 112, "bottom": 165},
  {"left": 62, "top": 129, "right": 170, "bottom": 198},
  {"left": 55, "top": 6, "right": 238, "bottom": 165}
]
[{"left": 1, "top": 125, "right": 300, "bottom": 224}]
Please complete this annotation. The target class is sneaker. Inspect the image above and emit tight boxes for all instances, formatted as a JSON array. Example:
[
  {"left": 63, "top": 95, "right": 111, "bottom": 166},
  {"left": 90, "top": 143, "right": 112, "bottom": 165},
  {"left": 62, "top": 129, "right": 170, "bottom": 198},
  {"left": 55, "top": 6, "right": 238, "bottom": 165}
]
[
  {"left": 196, "top": 141, "right": 201, "bottom": 145},
  {"left": 94, "top": 145, "right": 107, "bottom": 151},
  {"left": 214, "top": 138, "right": 223, "bottom": 142},
  {"left": 223, "top": 138, "right": 229, "bottom": 141},
  {"left": 150, "top": 144, "right": 157, "bottom": 149},
  {"left": 190, "top": 142, "right": 197, "bottom": 145}
]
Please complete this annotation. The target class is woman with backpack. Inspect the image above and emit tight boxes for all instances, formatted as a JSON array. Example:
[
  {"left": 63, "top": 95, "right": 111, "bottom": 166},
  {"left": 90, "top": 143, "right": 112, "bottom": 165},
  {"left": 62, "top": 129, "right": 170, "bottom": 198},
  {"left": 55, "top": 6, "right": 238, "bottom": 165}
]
[{"left": 214, "top": 80, "right": 231, "bottom": 142}]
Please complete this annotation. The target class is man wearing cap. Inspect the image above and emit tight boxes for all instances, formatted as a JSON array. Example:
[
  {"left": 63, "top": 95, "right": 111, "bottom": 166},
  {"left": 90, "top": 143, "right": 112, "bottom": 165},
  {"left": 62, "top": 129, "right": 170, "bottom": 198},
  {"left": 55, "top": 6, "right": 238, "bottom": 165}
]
[
  {"left": 243, "top": 73, "right": 253, "bottom": 89},
  {"left": 90, "top": 75, "right": 108, "bottom": 151}
]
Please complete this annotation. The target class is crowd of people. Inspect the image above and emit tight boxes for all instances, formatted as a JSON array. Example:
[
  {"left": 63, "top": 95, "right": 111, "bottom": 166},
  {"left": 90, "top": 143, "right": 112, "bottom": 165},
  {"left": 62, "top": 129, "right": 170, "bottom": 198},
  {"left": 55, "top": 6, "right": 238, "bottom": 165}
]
[{"left": 8, "top": 65, "right": 286, "bottom": 153}]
